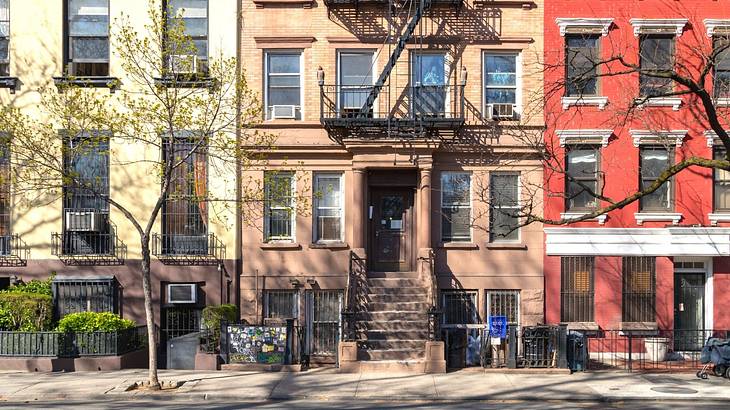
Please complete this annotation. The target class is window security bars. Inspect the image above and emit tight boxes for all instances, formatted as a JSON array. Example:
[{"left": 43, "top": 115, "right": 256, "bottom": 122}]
[
  {"left": 51, "top": 277, "right": 120, "bottom": 319},
  {"left": 308, "top": 290, "right": 341, "bottom": 356},
  {"left": 66, "top": 0, "right": 110, "bottom": 77},
  {"left": 265, "top": 290, "right": 299, "bottom": 321},
  {"left": 486, "top": 290, "right": 520, "bottom": 326},
  {"left": 622, "top": 257, "right": 656, "bottom": 323},
  {"left": 639, "top": 146, "right": 673, "bottom": 212},
  {"left": 441, "top": 290, "right": 478, "bottom": 326},
  {"left": 264, "top": 172, "right": 295, "bottom": 242},
  {"left": 561, "top": 256, "right": 595, "bottom": 323},
  {"left": 489, "top": 174, "right": 520, "bottom": 242},
  {"left": 313, "top": 173, "right": 343, "bottom": 243},
  {"left": 566, "top": 146, "right": 600, "bottom": 211},
  {"left": 565, "top": 34, "right": 599, "bottom": 97},
  {"left": 0, "top": 137, "right": 25, "bottom": 266},
  {"left": 441, "top": 172, "right": 471, "bottom": 242}
]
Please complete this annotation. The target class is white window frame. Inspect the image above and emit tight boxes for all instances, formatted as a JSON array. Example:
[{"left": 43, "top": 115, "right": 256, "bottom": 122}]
[
  {"left": 336, "top": 50, "right": 376, "bottom": 113},
  {"left": 483, "top": 51, "right": 522, "bottom": 118},
  {"left": 313, "top": 172, "right": 345, "bottom": 243},
  {"left": 410, "top": 51, "right": 451, "bottom": 115},
  {"left": 264, "top": 172, "right": 296, "bottom": 242},
  {"left": 440, "top": 171, "right": 472, "bottom": 243},
  {"left": 489, "top": 172, "right": 521, "bottom": 243},
  {"left": 264, "top": 50, "right": 303, "bottom": 120},
  {"left": 485, "top": 289, "right": 521, "bottom": 327}
]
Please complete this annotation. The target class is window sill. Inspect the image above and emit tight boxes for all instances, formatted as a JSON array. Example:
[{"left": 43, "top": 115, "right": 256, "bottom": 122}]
[
  {"left": 619, "top": 321, "right": 658, "bottom": 334},
  {"left": 561, "top": 212, "right": 607, "bottom": 225},
  {"left": 716, "top": 98, "right": 730, "bottom": 107},
  {"left": 709, "top": 213, "right": 730, "bottom": 226},
  {"left": 308, "top": 242, "right": 349, "bottom": 250},
  {"left": 561, "top": 96, "right": 608, "bottom": 110},
  {"left": 0, "top": 76, "right": 20, "bottom": 93},
  {"left": 634, "top": 212, "right": 682, "bottom": 225},
  {"left": 562, "top": 322, "right": 600, "bottom": 332},
  {"left": 438, "top": 242, "right": 479, "bottom": 250},
  {"left": 486, "top": 242, "right": 527, "bottom": 250},
  {"left": 260, "top": 242, "right": 301, "bottom": 250},
  {"left": 53, "top": 76, "right": 121, "bottom": 92},
  {"left": 635, "top": 97, "right": 682, "bottom": 111},
  {"left": 154, "top": 76, "right": 218, "bottom": 89}
]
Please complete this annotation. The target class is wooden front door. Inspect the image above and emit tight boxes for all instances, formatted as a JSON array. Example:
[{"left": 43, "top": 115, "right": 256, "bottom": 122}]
[{"left": 369, "top": 188, "right": 414, "bottom": 272}]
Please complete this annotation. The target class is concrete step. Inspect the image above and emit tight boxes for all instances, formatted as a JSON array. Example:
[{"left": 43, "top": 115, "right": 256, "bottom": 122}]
[
  {"left": 364, "top": 329, "right": 429, "bottom": 340},
  {"left": 357, "top": 320, "right": 426, "bottom": 331},
  {"left": 367, "top": 271, "right": 419, "bottom": 279},
  {"left": 366, "top": 278, "right": 424, "bottom": 288},
  {"left": 367, "top": 293, "right": 430, "bottom": 303},
  {"left": 365, "top": 301, "right": 430, "bottom": 312},
  {"left": 356, "top": 360, "right": 427, "bottom": 373},
  {"left": 367, "top": 287, "right": 428, "bottom": 296},
  {"left": 358, "top": 348, "right": 424, "bottom": 361},
  {"left": 358, "top": 311, "right": 426, "bottom": 322},
  {"left": 359, "top": 339, "right": 426, "bottom": 350}
]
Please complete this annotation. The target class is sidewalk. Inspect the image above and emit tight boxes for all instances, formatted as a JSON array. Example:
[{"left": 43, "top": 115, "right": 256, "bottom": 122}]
[{"left": 0, "top": 368, "right": 728, "bottom": 403}]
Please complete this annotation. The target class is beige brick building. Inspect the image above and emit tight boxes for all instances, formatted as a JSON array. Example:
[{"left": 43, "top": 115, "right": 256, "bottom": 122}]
[{"left": 240, "top": 0, "right": 545, "bottom": 371}]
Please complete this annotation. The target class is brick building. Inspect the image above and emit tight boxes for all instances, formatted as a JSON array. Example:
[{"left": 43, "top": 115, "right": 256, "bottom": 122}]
[
  {"left": 544, "top": 0, "right": 730, "bottom": 344},
  {"left": 240, "top": 0, "right": 544, "bottom": 370}
]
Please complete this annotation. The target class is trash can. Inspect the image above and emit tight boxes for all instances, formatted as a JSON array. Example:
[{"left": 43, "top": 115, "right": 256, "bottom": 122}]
[{"left": 645, "top": 337, "right": 669, "bottom": 362}]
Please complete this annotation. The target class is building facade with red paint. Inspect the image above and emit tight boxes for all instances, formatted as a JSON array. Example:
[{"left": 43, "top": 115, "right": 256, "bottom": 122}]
[{"left": 544, "top": 0, "right": 730, "bottom": 340}]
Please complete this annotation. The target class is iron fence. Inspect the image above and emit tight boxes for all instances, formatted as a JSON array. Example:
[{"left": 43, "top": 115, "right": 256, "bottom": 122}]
[
  {"left": 152, "top": 233, "right": 225, "bottom": 265},
  {"left": 51, "top": 220, "right": 127, "bottom": 265},
  {"left": 0, "top": 234, "right": 29, "bottom": 267},
  {"left": 0, "top": 326, "right": 147, "bottom": 358}
]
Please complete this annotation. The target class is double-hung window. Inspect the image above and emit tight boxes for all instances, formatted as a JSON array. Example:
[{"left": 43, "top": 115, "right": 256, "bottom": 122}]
[
  {"left": 560, "top": 256, "right": 594, "bottom": 323},
  {"left": 489, "top": 174, "right": 520, "bottom": 242},
  {"left": 639, "top": 146, "right": 673, "bottom": 212},
  {"left": 484, "top": 53, "right": 518, "bottom": 118},
  {"left": 162, "top": 132, "right": 208, "bottom": 255},
  {"left": 639, "top": 35, "right": 674, "bottom": 97},
  {"left": 441, "top": 290, "right": 478, "bottom": 326},
  {"left": 486, "top": 290, "right": 520, "bottom": 326},
  {"left": 66, "top": 0, "right": 110, "bottom": 77},
  {"left": 265, "top": 52, "right": 302, "bottom": 120},
  {"left": 566, "top": 146, "right": 600, "bottom": 211},
  {"left": 313, "top": 173, "right": 344, "bottom": 243},
  {"left": 165, "top": 0, "right": 209, "bottom": 76},
  {"left": 264, "top": 172, "right": 295, "bottom": 242},
  {"left": 338, "top": 51, "right": 374, "bottom": 116},
  {"left": 441, "top": 172, "right": 471, "bottom": 242},
  {"left": 714, "top": 147, "right": 730, "bottom": 212},
  {"left": 714, "top": 36, "right": 730, "bottom": 99},
  {"left": 622, "top": 257, "right": 656, "bottom": 323},
  {"left": 565, "top": 35, "right": 599, "bottom": 97},
  {"left": 0, "top": 1, "right": 9, "bottom": 77}
]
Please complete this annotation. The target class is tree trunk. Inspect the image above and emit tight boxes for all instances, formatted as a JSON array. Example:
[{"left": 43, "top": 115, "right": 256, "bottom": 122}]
[{"left": 141, "top": 236, "right": 161, "bottom": 389}]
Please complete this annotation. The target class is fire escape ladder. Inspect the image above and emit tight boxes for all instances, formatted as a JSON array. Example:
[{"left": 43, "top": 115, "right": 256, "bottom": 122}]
[{"left": 358, "top": 0, "right": 432, "bottom": 117}]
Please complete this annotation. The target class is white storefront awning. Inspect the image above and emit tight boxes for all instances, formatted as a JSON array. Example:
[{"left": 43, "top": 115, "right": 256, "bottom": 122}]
[{"left": 545, "top": 227, "right": 730, "bottom": 256}]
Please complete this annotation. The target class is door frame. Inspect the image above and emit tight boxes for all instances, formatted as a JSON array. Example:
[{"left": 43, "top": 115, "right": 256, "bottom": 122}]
[
  {"left": 673, "top": 257, "right": 713, "bottom": 330},
  {"left": 367, "top": 184, "right": 417, "bottom": 272}
]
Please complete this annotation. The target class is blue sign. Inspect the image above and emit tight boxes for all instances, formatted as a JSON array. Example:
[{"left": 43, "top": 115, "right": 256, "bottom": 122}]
[{"left": 489, "top": 315, "right": 508, "bottom": 339}]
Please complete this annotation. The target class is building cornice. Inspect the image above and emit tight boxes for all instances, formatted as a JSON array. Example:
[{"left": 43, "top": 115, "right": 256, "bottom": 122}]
[
  {"left": 704, "top": 19, "right": 730, "bottom": 37},
  {"left": 556, "top": 129, "right": 612, "bottom": 148},
  {"left": 630, "top": 129, "right": 687, "bottom": 147},
  {"left": 555, "top": 18, "right": 613, "bottom": 37},
  {"left": 629, "top": 18, "right": 688, "bottom": 37}
]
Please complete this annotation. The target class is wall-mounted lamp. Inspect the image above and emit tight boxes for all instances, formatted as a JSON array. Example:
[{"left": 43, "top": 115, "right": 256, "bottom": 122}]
[
  {"left": 317, "top": 66, "right": 325, "bottom": 86},
  {"left": 289, "top": 278, "right": 301, "bottom": 288},
  {"left": 460, "top": 66, "right": 468, "bottom": 86}
]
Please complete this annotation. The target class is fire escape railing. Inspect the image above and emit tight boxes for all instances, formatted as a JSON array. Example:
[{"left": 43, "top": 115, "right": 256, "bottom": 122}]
[
  {"left": 0, "top": 234, "right": 29, "bottom": 267},
  {"left": 51, "top": 216, "right": 127, "bottom": 266}
]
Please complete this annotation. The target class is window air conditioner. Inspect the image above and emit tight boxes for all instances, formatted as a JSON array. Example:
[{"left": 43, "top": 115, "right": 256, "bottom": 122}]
[
  {"left": 65, "top": 211, "right": 105, "bottom": 232},
  {"left": 167, "top": 284, "right": 197, "bottom": 304},
  {"left": 168, "top": 55, "right": 198, "bottom": 75},
  {"left": 271, "top": 105, "right": 296, "bottom": 119},
  {"left": 489, "top": 103, "right": 517, "bottom": 120}
]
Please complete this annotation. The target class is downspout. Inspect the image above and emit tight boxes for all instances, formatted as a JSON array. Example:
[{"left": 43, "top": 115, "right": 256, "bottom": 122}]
[{"left": 234, "top": 0, "right": 243, "bottom": 320}]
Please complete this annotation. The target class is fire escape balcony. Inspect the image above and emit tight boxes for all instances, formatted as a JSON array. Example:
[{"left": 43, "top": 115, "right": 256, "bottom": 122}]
[
  {"left": 323, "top": 0, "right": 462, "bottom": 8},
  {"left": 319, "top": 84, "right": 466, "bottom": 134},
  {"left": 51, "top": 213, "right": 127, "bottom": 266},
  {"left": 151, "top": 233, "right": 225, "bottom": 266},
  {"left": 0, "top": 234, "right": 29, "bottom": 267}
]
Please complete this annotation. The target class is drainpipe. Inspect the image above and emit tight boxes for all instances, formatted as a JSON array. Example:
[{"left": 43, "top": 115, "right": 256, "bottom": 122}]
[{"left": 234, "top": 0, "right": 243, "bottom": 320}]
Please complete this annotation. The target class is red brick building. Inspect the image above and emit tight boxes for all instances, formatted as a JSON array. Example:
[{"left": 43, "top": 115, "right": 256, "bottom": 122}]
[{"left": 543, "top": 0, "right": 730, "bottom": 341}]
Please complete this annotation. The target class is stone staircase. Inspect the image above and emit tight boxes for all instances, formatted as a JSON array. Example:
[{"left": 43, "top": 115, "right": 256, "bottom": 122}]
[{"left": 355, "top": 272, "right": 431, "bottom": 369}]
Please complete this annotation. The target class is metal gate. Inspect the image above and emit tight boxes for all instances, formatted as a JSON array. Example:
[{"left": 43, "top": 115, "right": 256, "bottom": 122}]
[
  {"left": 161, "top": 307, "right": 202, "bottom": 368},
  {"left": 306, "top": 290, "right": 341, "bottom": 357}
]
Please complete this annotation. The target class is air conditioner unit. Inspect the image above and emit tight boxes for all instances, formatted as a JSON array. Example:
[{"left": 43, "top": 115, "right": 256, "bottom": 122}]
[
  {"left": 167, "top": 284, "right": 197, "bottom": 304},
  {"left": 489, "top": 103, "right": 517, "bottom": 120},
  {"left": 168, "top": 54, "right": 198, "bottom": 75},
  {"left": 65, "top": 211, "right": 105, "bottom": 232},
  {"left": 271, "top": 105, "right": 296, "bottom": 119}
]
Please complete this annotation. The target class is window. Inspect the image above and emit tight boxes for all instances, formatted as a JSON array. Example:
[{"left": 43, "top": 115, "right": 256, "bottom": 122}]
[
  {"left": 715, "top": 147, "right": 730, "bottom": 212},
  {"left": 441, "top": 172, "right": 471, "bottom": 242},
  {"left": 484, "top": 53, "right": 518, "bottom": 115},
  {"left": 560, "top": 257, "right": 594, "bottom": 322},
  {"left": 165, "top": 0, "right": 209, "bottom": 76},
  {"left": 338, "top": 51, "right": 374, "bottom": 115},
  {"left": 66, "top": 0, "right": 110, "bottom": 77},
  {"left": 411, "top": 52, "right": 447, "bottom": 116},
  {"left": 265, "top": 52, "right": 302, "bottom": 120},
  {"left": 264, "top": 172, "right": 295, "bottom": 242},
  {"left": 566, "top": 146, "right": 600, "bottom": 211},
  {"left": 489, "top": 174, "right": 519, "bottom": 242},
  {"left": 639, "top": 146, "right": 672, "bottom": 211},
  {"left": 0, "top": 0, "right": 9, "bottom": 77},
  {"left": 486, "top": 290, "right": 520, "bottom": 326},
  {"left": 639, "top": 35, "right": 674, "bottom": 97},
  {"left": 313, "top": 173, "right": 343, "bottom": 243},
  {"left": 622, "top": 257, "right": 656, "bottom": 322},
  {"left": 565, "top": 35, "right": 599, "bottom": 96},
  {"left": 0, "top": 135, "right": 9, "bottom": 255},
  {"left": 264, "top": 290, "right": 298, "bottom": 320},
  {"left": 52, "top": 277, "right": 120, "bottom": 318},
  {"left": 441, "top": 290, "right": 478, "bottom": 326},
  {"left": 714, "top": 36, "right": 730, "bottom": 99},
  {"left": 162, "top": 132, "right": 208, "bottom": 255}
]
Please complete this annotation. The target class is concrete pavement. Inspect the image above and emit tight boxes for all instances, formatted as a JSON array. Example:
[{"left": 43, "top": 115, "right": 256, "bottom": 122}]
[{"left": 0, "top": 368, "right": 728, "bottom": 404}]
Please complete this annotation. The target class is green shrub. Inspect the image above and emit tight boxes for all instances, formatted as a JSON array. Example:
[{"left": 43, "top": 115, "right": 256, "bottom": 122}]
[
  {"left": 202, "top": 304, "right": 237, "bottom": 331},
  {"left": 5, "top": 273, "right": 55, "bottom": 296},
  {"left": 56, "top": 312, "right": 135, "bottom": 333},
  {"left": 0, "top": 292, "right": 53, "bottom": 331}
]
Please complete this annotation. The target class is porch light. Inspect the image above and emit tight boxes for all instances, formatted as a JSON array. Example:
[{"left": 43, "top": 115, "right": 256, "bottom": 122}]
[
  {"left": 317, "top": 66, "right": 325, "bottom": 86},
  {"left": 460, "top": 66, "right": 468, "bottom": 86}
]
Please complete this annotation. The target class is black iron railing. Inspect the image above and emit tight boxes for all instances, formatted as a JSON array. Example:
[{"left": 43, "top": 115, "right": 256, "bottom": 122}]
[
  {"left": 0, "top": 234, "right": 29, "bottom": 267},
  {"left": 51, "top": 218, "right": 127, "bottom": 265},
  {"left": 0, "top": 326, "right": 147, "bottom": 358},
  {"left": 341, "top": 251, "right": 366, "bottom": 342},
  {"left": 152, "top": 233, "right": 225, "bottom": 265}
]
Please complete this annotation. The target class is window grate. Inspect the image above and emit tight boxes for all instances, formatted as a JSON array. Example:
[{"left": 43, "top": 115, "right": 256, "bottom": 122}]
[
  {"left": 561, "top": 256, "right": 595, "bottom": 322},
  {"left": 441, "top": 290, "right": 478, "bottom": 326},
  {"left": 486, "top": 290, "right": 520, "bottom": 326},
  {"left": 622, "top": 257, "right": 656, "bottom": 322},
  {"left": 309, "top": 290, "right": 341, "bottom": 356},
  {"left": 265, "top": 290, "right": 298, "bottom": 320},
  {"left": 52, "top": 277, "right": 120, "bottom": 319}
]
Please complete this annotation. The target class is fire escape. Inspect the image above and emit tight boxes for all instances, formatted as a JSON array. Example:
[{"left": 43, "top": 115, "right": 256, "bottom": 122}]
[{"left": 319, "top": 0, "right": 466, "bottom": 138}]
